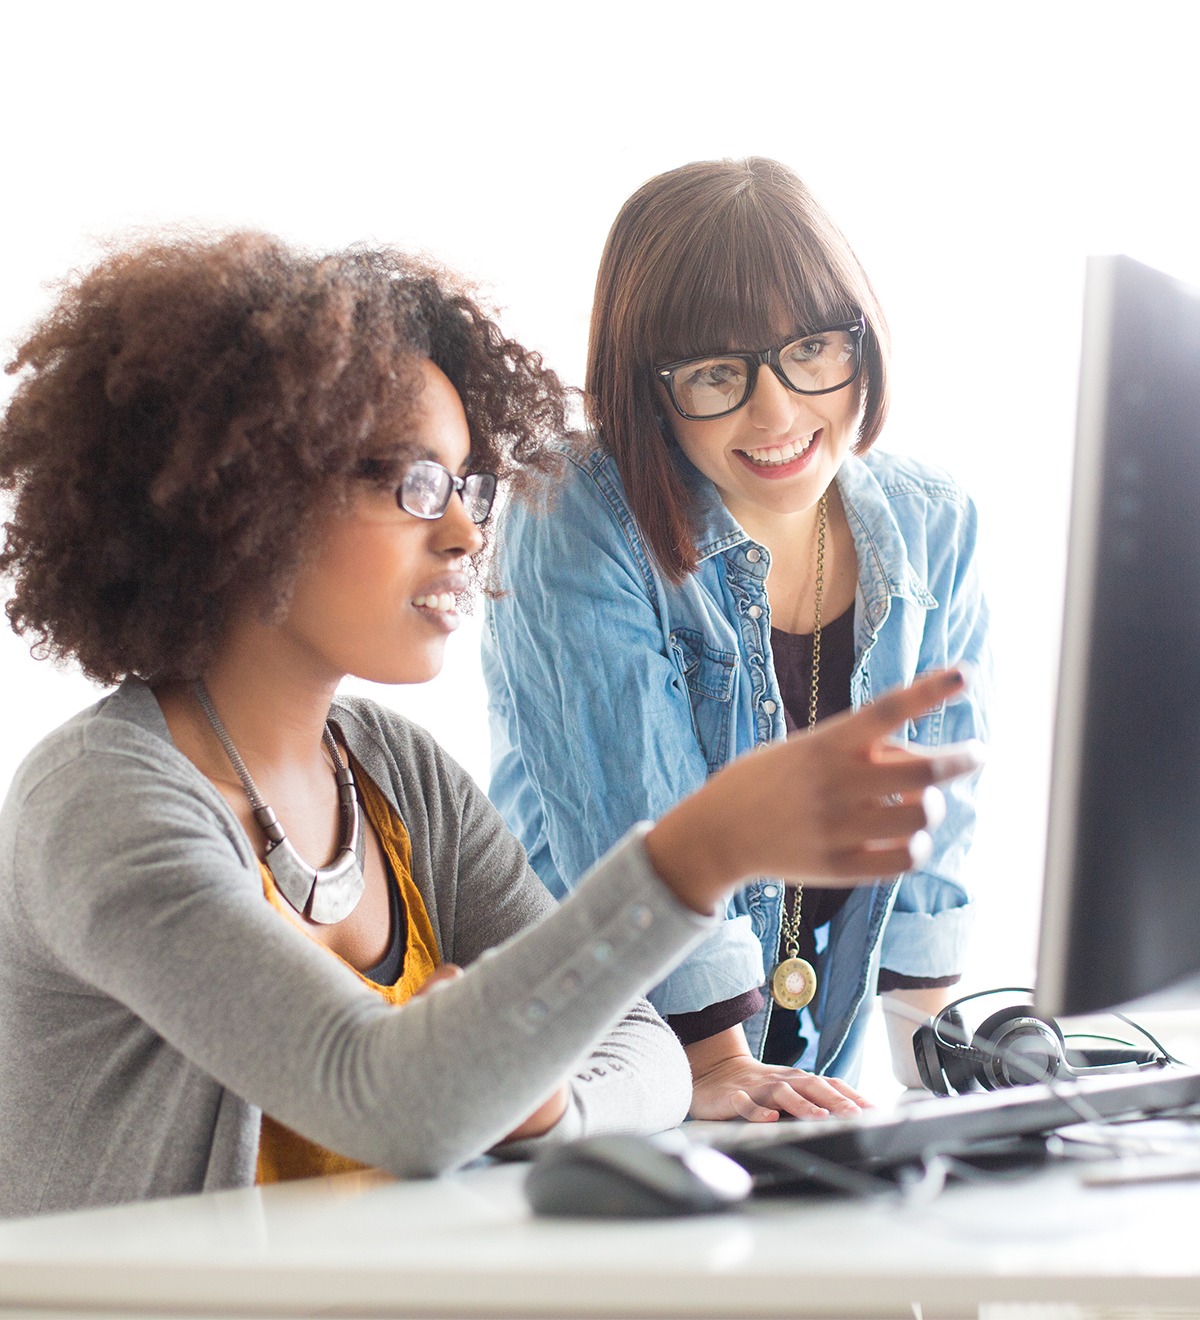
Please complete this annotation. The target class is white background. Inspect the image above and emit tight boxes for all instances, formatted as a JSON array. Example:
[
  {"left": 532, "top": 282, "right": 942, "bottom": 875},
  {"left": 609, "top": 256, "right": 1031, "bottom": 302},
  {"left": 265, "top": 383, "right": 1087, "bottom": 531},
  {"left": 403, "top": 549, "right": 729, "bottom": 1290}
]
[{"left": 2, "top": 0, "right": 1198, "bottom": 1038}]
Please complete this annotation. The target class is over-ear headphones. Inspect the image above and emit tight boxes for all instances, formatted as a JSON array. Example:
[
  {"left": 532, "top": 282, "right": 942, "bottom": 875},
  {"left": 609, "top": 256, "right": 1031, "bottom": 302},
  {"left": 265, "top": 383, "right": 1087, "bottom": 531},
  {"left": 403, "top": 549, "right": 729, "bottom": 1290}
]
[{"left": 912, "top": 987, "right": 1172, "bottom": 1096}]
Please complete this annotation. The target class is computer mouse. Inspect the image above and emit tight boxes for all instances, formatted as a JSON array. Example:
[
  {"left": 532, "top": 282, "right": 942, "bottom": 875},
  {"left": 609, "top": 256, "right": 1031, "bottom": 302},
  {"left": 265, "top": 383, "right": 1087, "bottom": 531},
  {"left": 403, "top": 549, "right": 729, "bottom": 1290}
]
[{"left": 524, "top": 1129, "right": 753, "bottom": 1218}]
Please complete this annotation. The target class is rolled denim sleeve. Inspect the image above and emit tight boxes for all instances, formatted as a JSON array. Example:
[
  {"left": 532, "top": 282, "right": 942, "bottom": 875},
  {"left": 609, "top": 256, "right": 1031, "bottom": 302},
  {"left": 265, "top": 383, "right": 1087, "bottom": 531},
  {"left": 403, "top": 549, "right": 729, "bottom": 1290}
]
[
  {"left": 483, "top": 455, "right": 767, "bottom": 1016},
  {"left": 879, "top": 488, "right": 991, "bottom": 980}
]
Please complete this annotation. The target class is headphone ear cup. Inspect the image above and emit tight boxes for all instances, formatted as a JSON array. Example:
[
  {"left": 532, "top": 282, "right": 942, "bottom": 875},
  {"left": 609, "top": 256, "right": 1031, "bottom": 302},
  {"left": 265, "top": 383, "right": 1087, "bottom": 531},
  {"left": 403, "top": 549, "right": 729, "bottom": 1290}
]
[
  {"left": 935, "top": 1006, "right": 978, "bottom": 1095},
  {"left": 974, "top": 1005, "right": 1066, "bottom": 1089},
  {"left": 913, "top": 1006, "right": 975, "bottom": 1096},
  {"left": 913, "top": 1021, "right": 950, "bottom": 1095}
]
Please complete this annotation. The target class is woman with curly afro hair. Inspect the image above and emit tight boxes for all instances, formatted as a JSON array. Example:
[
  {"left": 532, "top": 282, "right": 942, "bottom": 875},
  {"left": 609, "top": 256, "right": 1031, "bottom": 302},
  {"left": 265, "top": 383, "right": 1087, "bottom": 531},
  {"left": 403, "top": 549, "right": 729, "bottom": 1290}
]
[{"left": 0, "top": 231, "right": 978, "bottom": 1218}]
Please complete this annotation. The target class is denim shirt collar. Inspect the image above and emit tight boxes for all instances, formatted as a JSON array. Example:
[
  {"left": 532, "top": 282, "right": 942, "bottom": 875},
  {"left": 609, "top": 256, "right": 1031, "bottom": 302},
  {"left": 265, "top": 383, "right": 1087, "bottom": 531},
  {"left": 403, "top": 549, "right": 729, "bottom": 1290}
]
[
  {"left": 678, "top": 446, "right": 939, "bottom": 615},
  {"left": 836, "top": 453, "right": 940, "bottom": 617}
]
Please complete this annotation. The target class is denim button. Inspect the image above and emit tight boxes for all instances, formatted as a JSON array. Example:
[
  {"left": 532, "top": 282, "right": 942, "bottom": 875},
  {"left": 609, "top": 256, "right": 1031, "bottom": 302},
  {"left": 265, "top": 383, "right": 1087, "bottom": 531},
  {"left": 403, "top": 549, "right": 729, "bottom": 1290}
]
[
  {"left": 762, "top": 885, "right": 779, "bottom": 898},
  {"left": 762, "top": 699, "right": 777, "bottom": 715},
  {"left": 746, "top": 547, "right": 762, "bottom": 563},
  {"left": 748, "top": 605, "right": 763, "bottom": 619}
]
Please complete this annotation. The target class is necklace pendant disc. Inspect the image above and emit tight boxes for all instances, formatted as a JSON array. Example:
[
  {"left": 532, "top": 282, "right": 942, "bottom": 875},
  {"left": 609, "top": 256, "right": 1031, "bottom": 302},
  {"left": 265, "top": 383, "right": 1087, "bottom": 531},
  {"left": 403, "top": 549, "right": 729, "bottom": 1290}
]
[{"left": 771, "top": 956, "right": 818, "bottom": 1010}]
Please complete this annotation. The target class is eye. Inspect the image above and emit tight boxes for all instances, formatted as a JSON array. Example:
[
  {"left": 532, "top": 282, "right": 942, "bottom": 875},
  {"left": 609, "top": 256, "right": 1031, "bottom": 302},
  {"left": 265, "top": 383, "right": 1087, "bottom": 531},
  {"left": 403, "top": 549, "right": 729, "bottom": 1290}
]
[
  {"left": 784, "top": 336, "right": 830, "bottom": 365},
  {"left": 357, "top": 457, "right": 404, "bottom": 488},
  {"left": 686, "top": 360, "right": 746, "bottom": 392}
]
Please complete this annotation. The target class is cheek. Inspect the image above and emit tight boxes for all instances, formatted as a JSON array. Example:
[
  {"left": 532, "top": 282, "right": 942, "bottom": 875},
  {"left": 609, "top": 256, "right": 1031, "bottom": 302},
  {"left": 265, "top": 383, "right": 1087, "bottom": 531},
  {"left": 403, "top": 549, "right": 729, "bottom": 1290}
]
[
  {"left": 825, "top": 390, "right": 862, "bottom": 446},
  {"left": 305, "top": 523, "right": 414, "bottom": 617},
  {"left": 670, "top": 417, "right": 733, "bottom": 471}
]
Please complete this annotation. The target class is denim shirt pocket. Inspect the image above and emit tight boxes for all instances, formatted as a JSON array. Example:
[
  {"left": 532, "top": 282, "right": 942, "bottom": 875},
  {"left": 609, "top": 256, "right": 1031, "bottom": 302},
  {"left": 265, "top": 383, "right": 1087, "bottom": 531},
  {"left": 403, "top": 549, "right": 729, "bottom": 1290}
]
[{"left": 669, "top": 628, "right": 738, "bottom": 771}]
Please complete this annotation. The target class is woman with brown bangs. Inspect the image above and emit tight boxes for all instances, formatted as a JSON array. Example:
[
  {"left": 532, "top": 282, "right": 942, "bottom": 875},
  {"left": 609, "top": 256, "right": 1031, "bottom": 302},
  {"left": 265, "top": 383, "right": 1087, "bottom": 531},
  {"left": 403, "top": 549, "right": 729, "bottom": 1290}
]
[
  {"left": 485, "top": 158, "right": 991, "bottom": 1118},
  {"left": 0, "top": 231, "right": 978, "bottom": 1217}
]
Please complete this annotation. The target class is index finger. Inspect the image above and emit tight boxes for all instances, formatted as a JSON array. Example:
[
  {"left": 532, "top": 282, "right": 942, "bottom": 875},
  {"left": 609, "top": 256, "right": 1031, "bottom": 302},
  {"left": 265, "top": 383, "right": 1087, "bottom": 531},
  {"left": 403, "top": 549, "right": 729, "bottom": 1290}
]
[{"left": 849, "top": 669, "right": 967, "bottom": 740}]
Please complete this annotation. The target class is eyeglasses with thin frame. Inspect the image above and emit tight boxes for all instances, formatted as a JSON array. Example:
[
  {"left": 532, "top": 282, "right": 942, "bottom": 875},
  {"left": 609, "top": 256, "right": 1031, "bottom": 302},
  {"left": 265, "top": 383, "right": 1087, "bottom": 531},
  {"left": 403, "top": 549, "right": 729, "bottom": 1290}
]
[
  {"left": 362, "top": 459, "right": 499, "bottom": 525},
  {"left": 654, "top": 317, "right": 866, "bottom": 421}
]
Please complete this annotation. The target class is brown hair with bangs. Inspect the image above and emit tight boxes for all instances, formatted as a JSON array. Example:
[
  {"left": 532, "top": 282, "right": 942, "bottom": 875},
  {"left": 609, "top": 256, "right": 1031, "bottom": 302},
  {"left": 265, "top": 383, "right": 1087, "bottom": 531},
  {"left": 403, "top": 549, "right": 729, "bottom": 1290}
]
[{"left": 586, "top": 157, "right": 891, "bottom": 582}]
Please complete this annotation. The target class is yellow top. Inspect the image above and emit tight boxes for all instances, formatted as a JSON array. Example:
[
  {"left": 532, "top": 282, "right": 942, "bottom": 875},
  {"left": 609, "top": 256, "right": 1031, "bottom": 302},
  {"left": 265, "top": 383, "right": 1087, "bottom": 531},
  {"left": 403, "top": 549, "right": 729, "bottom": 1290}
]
[{"left": 255, "top": 763, "right": 440, "bottom": 1184}]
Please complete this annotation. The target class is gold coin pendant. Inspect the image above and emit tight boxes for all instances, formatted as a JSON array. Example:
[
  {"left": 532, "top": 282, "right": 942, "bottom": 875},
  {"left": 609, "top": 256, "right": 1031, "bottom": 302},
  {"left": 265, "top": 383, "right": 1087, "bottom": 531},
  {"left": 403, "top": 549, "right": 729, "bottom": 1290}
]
[{"left": 771, "top": 956, "right": 817, "bottom": 1011}]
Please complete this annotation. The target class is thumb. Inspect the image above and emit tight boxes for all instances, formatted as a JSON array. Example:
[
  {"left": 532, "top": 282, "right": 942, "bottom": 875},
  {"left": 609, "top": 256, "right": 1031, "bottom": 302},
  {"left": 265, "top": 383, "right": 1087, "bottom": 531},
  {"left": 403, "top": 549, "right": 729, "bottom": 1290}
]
[{"left": 415, "top": 963, "right": 464, "bottom": 996}]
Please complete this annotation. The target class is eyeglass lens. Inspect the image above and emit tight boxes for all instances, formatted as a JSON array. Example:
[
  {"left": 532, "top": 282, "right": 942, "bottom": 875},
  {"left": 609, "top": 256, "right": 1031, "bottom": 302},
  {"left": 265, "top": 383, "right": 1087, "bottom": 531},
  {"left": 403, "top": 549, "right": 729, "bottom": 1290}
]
[
  {"left": 670, "top": 328, "right": 860, "bottom": 419},
  {"left": 399, "top": 462, "right": 496, "bottom": 524}
]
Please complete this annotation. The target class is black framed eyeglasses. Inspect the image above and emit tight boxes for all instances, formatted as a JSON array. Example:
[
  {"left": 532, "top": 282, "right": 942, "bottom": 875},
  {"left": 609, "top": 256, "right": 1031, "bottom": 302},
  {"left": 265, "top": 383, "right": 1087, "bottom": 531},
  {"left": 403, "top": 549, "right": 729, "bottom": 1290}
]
[
  {"left": 654, "top": 317, "right": 866, "bottom": 421},
  {"left": 371, "top": 459, "right": 498, "bottom": 524}
]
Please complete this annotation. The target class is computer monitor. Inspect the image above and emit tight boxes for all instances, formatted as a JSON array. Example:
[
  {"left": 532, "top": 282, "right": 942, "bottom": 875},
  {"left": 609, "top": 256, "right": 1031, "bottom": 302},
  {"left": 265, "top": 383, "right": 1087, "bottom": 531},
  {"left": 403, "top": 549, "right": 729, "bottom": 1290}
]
[{"left": 1037, "top": 254, "right": 1200, "bottom": 1018}]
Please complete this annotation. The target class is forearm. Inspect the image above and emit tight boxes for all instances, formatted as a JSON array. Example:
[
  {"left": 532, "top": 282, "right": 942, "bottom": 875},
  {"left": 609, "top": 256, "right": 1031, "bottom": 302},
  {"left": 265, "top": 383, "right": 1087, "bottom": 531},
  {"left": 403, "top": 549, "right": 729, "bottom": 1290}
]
[
  {"left": 882, "top": 986, "right": 961, "bottom": 1089},
  {"left": 643, "top": 794, "right": 743, "bottom": 916},
  {"left": 249, "top": 830, "right": 711, "bottom": 1174},
  {"left": 684, "top": 1023, "right": 755, "bottom": 1071},
  {"left": 499, "top": 997, "right": 695, "bottom": 1157}
]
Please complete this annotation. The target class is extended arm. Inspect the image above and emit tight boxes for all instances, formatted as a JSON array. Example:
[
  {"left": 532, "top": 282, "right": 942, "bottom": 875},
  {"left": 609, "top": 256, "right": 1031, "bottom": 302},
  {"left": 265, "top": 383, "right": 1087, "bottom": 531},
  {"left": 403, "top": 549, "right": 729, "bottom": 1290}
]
[{"left": 11, "top": 737, "right": 707, "bottom": 1188}]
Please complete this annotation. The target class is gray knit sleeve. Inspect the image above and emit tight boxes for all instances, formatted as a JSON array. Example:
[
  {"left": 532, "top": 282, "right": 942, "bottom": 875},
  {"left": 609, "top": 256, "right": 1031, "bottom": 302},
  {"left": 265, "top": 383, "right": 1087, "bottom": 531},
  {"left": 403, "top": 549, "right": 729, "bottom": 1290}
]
[{"left": 6, "top": 713, "right": 709, "bottom": 1191}]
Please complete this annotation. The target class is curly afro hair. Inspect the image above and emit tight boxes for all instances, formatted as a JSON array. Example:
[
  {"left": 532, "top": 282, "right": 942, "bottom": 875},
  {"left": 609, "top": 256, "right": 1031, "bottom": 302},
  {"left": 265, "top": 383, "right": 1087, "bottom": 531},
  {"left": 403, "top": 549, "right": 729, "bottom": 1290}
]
[{"left": 0, "top": 232, "right": 569, "bottom": 685}]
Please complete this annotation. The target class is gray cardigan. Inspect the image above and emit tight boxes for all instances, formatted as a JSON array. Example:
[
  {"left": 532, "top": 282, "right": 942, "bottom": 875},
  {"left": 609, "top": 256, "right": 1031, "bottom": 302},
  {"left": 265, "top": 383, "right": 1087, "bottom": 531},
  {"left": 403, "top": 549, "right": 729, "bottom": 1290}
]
[{"left": 0, "top": 681, "right": 709, "bottom": 1219}]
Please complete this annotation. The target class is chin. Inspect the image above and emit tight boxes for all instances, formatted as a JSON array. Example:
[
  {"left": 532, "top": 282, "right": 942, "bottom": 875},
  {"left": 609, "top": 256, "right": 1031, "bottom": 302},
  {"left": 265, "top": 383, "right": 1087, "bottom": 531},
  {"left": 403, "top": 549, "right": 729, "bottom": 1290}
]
[
  {"left": 390, "top": 652, "right": 448, "bottom": 687},
  {"left": 348, "top": 646, "right": 447, "bottom": 689}
]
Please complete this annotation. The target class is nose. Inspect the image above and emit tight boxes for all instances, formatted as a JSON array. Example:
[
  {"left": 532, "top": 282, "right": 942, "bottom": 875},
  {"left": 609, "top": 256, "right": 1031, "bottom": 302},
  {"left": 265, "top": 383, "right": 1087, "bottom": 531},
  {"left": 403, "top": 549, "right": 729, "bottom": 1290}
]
[
  {"left": 745, "top": 365, "right": 819, "bottom": 436},
  {"left": 434, "top": 488, "right": 486, "bottom": 558}
]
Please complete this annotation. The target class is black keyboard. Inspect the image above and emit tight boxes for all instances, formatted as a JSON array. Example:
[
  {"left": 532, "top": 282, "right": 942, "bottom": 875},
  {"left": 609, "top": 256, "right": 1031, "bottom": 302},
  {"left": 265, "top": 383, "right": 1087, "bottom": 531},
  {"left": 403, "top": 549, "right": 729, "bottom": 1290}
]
[{"left": 685, "top": 1066, "right": 1200, "bottom": 1179}]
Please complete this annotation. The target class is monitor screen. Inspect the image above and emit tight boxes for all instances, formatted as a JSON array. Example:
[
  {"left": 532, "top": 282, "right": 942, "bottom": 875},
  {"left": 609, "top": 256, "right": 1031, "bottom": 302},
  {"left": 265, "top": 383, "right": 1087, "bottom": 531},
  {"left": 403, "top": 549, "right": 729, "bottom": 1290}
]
[{"left": 1036, "top": 254, "right": 1200, "bottom": 1018}]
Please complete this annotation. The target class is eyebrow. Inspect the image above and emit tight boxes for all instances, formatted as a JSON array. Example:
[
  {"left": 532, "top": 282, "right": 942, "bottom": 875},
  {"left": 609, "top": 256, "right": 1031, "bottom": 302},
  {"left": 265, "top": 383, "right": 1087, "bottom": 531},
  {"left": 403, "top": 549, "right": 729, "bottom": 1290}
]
[
  {"left": 359, "top": 443, "right": 473, "bottom": 480},
  {"left": 395, "top": 440, "right": 438, "bottom": 462},
  {"left": 360, "top": 441, "right": 431, "bottom": 471}
]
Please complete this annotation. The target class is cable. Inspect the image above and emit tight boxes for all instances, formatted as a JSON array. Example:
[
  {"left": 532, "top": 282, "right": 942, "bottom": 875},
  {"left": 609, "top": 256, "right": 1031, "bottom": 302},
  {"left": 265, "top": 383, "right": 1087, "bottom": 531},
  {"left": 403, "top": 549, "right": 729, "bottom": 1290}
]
[
  {"left": 746, "top": 1144, "right": 950, "bottom": 1205},
  {"left": 1113, "top": 1010, "right": 1187, "bottom": 1066}
]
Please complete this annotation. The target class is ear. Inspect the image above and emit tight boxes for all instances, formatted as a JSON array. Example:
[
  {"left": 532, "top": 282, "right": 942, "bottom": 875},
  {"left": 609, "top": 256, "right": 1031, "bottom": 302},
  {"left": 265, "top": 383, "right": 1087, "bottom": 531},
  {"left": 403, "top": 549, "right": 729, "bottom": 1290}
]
[{"left": 652, "top": 407, "right": 679, "bottom": 449}]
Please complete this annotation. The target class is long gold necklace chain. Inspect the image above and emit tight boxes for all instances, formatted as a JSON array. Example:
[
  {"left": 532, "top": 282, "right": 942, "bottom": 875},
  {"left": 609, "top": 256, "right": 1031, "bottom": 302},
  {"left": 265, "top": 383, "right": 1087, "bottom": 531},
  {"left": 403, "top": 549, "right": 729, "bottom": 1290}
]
[{"left": 770, "top": 491, "right": 827, "bottom": 1012}]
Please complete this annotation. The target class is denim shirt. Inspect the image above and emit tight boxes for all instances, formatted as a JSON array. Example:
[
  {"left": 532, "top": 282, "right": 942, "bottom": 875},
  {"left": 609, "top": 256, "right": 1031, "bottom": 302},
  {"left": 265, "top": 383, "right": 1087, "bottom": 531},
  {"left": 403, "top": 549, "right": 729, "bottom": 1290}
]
[{"left": 483, "top": 442, "right": 990, "bottom": 1080}]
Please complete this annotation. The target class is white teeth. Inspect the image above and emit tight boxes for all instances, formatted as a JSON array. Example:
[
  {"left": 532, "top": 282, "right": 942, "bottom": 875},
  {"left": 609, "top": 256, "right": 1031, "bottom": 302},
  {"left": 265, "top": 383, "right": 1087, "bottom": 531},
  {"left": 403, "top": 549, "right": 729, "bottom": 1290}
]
[
  {"left": 413, "top": 593, "right": 457, "bottom": 612},
  {"left": 742, "top": 436, "right": 813, "bottom": 466}
]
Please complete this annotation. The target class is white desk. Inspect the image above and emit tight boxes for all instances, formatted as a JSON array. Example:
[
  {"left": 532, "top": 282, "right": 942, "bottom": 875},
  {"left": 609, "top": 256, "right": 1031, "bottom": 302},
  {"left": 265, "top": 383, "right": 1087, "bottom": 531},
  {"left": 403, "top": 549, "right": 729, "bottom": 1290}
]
[{"left": 0, "top": 1149, "right": 1198, "bottom": 1320}]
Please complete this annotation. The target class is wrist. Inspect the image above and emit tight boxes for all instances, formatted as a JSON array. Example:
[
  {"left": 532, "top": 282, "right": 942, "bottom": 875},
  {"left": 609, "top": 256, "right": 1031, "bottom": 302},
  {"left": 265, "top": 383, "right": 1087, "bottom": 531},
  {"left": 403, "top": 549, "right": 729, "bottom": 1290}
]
[
  {"left": 882, "top": 988, "right": 958, "bottom": 1090},
  {"left": 683, "top": 1024, "right": 755, "bottom": 1076},
  {"left": 644, "top": 795, "right": 739, "bottom": 914},
  {"left": 500, "top": 1084, "right": 570, "bottom": 1143}
]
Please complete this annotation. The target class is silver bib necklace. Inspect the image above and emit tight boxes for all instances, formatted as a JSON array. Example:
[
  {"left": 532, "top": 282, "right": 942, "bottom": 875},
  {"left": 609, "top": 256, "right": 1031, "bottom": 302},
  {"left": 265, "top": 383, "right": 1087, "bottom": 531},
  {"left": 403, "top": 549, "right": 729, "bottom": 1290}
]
[{"left": 194, "top": 682, "right": 366, "bottom": 923}]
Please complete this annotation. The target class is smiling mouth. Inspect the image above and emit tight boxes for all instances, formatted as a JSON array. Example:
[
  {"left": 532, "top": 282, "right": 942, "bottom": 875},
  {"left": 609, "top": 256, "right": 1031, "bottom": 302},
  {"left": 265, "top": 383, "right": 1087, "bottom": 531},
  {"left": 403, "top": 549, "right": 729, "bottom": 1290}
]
[
  {"left": 412, "top": 592, "right": 458, "bottom": 615},
  {"left": 737, "top": 433, "right": 819, "bottom": 467}
]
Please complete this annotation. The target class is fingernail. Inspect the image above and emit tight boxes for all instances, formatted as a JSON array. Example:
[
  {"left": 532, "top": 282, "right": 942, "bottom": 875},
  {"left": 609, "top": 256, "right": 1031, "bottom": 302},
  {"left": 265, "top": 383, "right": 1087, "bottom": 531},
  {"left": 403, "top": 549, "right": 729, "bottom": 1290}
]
[
  {"left": 908, "top": 830, "right": 933, "bottom": 868},
  {"left": 953, "top": 739, "right": 987, "bottom": 770},
  {"left": 934, "top": 740, "right": 987, "bottom": 777},
  {"left": 946, "top": 661, "right": 978, "bottom": 702},
  {"left": 922, "top": 785, "right": 946, "bottom": 831}
]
